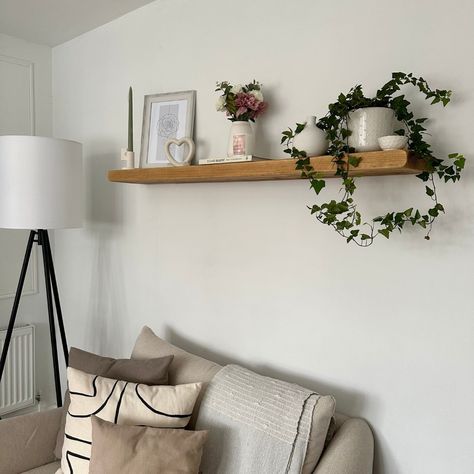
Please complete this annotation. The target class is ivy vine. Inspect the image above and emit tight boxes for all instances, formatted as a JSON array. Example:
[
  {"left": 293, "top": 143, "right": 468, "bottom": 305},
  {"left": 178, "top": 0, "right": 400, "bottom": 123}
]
[{"left": 282, "top": 72, "right": 465, "bottom": 246}]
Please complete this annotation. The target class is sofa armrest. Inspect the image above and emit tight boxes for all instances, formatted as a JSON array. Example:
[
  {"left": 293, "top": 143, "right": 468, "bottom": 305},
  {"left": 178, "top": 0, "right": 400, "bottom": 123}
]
[
  {"left": 314, "top": 418, "right": 374, "bottom": 474},
  {"left": 0, "top": 408, "right": 63, "bottom": 474}
]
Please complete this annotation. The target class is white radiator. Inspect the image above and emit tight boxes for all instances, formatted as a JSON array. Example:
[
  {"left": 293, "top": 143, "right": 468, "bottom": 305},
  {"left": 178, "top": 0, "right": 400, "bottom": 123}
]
[{"left": 0, "top": 325, "right": 35, "bottom": 415}]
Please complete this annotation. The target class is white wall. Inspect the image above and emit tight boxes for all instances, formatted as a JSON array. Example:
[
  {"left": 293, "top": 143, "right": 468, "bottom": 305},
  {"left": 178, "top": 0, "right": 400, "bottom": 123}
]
[
  {"left": 52, "top": 1, "right": 474, "bottom": 472},
  {"left": 0, "top": 33, "right": 55, "bottom": 409}
]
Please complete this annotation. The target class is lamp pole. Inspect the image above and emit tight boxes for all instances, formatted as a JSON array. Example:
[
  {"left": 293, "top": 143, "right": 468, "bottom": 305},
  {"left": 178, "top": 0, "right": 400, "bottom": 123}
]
[
  {"left": 0, "top": 231, "right": 36, "bottom": 386},
  {"left": 0, "top": 230, "right": 70, "bottom": 408}
]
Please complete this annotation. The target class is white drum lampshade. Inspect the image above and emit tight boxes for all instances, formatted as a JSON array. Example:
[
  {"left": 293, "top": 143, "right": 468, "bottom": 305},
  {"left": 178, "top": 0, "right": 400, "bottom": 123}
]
[{"left": 0, "top": 136, "right": 83, "bottom": 229}]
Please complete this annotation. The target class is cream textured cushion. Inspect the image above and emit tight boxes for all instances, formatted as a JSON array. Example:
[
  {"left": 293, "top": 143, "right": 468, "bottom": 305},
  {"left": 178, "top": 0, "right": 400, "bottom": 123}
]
[
  {"left": 61, "top": 367, "right": 201, "bottom": 474},
  {"left": 89, "top": 416, "right": 208, "bottom": 474},
  {"left": 131, "top": 326, "right": 335, "bottom": 473}
]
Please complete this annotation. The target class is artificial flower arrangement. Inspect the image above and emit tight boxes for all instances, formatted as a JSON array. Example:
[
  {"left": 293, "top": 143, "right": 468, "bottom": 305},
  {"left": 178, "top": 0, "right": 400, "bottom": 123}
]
[{"left": 215, "top": 80, "right": 268, "bottom": 122}]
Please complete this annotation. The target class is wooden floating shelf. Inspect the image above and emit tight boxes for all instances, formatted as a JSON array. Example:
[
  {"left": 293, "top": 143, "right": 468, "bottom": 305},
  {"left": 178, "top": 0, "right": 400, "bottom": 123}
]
[{"left": 108, "top": 150, "right": 426, "bottom": 184}]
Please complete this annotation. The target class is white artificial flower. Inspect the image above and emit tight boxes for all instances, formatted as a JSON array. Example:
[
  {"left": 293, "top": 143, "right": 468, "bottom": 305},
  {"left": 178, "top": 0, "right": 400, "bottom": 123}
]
[
  {"left": 215, "top": 96, "right": 226, "bottom": 111},
  {"left": 231, "top": 84, "right": 243, "bottom": 94},
  {"left": 249, "top": 89, "right": 264, "bottom": 101}
]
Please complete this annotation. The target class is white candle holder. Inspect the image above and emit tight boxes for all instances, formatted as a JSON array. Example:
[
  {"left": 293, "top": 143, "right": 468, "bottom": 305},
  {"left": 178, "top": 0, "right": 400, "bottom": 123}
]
[{"left": 121, "top": 148, "right": 135, "bottom": 169}]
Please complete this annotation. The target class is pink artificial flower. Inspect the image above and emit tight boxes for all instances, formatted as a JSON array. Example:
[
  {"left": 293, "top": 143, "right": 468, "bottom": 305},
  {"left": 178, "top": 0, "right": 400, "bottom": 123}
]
[
  {"left": 235, "top": 93, "right": 258, "bottom": 111},
  {"left": 236, "top": 106, "right": 247, "bottom": 118},
  {"left": 256, "top": 100, "right": 267, "bottom": 115},
  {"left": 234, "top": 92, "right": 268, "bottom": 120},
  {"left": 249, "top": 101, "right": 268, "bottom": 120}
]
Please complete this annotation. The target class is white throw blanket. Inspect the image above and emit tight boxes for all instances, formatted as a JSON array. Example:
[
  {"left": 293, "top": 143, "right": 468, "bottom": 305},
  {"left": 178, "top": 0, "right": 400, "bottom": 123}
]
[{"left": 195, "top": 364, "right": 320, "bottom": 474}]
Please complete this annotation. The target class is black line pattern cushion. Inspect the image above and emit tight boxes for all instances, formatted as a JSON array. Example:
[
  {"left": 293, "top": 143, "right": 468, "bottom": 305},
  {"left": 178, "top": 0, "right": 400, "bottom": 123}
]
[
  {"left": 54, "top": 347, "right": 174, "bottom": 459},
  {"left": 60, "top": 367, "right": 202, "bottom": 474}
]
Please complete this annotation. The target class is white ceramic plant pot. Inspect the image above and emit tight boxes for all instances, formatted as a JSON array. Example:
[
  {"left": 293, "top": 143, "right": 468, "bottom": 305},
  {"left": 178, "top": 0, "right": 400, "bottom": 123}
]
[
  {"left": 347, "top": 107, "right": 396, "bottom": 152},
  {"left": 293, "top": 116, "right": 328, "bottom": 156},
  {"left": 227, "top": 121, "right": 254, "bottom": 157}
]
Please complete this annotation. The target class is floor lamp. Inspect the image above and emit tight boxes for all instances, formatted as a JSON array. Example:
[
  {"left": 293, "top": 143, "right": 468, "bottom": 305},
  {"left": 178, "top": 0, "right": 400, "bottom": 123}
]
[{"left": 0, "top": 136, "right": 82, "bottom": 408}]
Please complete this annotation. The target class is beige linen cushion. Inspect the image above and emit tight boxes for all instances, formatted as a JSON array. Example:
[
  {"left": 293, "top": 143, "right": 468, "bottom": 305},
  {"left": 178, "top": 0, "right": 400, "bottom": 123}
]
[
  {"left": 131, "top": 326, "right": 221, "bottom": 386},
  {"left": 89, "top": 416, "right": 208, "bottom": 474},
  {"left": 61, "top": 367, "right": 201, "bottom": 474},
  {"left": 68, "top": 347, "right": 173, "bottom": 384},
  {"left": 131, "top": 326, "right": 335, "bottom": 473},
  {"left": 131, "top": 326, "right": 221, "bottom": 428},
  {"left": 54, "top": 347, "right": 173, "bottom": 458},
  {"left": 22, "top": 461, "right": 61, "bottom": 474}
]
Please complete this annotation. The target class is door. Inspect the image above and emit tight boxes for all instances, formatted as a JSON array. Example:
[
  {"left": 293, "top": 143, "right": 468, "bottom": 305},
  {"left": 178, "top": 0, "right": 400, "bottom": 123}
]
[{"left": 0, "top": 54, "right": 37, "bottom": 301}]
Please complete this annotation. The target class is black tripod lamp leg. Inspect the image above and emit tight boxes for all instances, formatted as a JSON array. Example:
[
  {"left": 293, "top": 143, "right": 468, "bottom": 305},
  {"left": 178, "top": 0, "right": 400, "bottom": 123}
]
[
  {"left": 44, "top": 231, "right": 69, "bottom": 366},
  {"left": 39, "top": 230, "right": 63, "bottom": 408},
  {"left": 0, "top": 230, "right": 37, "bottom": 383}
]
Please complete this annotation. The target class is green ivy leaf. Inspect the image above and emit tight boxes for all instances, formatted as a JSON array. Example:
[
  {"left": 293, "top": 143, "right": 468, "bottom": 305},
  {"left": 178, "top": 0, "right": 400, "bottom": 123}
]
[
  {"left": 295, "top": 123, "right": 306, "bottom": 134},
  {"left": 417, "top": 172, "right": 431, "bottom": 182},
  {"left": 454, "top": 157, "right": 465, "bottom": 169},
  {"left": 311, "top": 179, "right": 326, "bottom": 195},
  {"left": 348, "top": 155, "right": 362, "bottom": 167}
]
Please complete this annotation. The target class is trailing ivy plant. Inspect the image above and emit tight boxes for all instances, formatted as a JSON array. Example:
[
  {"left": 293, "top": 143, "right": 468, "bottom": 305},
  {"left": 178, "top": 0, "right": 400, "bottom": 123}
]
[{"left": 282, "top": 72, "right": 465, "bottom": 246}]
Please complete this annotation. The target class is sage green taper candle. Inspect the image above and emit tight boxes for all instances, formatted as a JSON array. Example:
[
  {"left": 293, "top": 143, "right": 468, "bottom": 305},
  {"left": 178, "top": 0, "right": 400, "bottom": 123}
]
[{"left": 128, "top": 86, "right": 133, "bottom": 152}]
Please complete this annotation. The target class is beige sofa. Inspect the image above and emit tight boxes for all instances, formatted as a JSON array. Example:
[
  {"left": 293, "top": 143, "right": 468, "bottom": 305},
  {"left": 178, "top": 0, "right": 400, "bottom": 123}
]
[{"left": 0, "top": 331, "right": 374, "bottom": 474}]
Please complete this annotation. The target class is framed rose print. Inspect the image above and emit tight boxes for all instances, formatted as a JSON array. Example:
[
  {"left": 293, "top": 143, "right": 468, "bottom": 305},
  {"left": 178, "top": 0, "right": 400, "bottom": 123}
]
[{"left": 140, "top": 90, "right": 196, "bottom": 167}]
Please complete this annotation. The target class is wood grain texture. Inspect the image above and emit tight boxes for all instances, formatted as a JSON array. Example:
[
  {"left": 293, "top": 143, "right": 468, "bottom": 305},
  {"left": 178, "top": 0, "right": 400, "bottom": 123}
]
[{"left": 108, "top": 150, "right": 427, "bottom": 184}]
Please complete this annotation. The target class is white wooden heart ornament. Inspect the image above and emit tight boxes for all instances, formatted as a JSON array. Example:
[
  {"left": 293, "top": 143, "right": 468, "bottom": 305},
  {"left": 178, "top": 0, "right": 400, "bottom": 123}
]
[{"left": 164, "top": 137, "right": 195, "bottom": 166}]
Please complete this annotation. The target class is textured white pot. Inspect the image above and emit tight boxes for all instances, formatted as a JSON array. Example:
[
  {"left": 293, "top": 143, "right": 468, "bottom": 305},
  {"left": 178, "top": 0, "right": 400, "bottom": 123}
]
[
  {"left": 293, "top": 116, "right": 328, "bottom": 156},
  {"left": 227, "top": 121, "right": 254, "bottom": 157},
  {"left": 348, "top": 107, "right": 396, "bottom": 152}
]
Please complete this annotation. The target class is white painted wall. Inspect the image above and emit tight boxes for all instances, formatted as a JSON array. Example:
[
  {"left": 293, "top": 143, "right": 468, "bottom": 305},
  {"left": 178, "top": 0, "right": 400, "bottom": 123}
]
[
  {"left": 0, "top": 33, "right": 55, "bottom": 409},
  {"left": 52, "top": 1, "right": 474, "bottom": 472}
]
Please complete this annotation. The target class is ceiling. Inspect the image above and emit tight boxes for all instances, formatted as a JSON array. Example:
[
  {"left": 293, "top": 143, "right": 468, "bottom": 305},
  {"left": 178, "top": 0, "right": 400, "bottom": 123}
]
[{"left": 0, "top": 0, "right": 156, "bottom": 46}]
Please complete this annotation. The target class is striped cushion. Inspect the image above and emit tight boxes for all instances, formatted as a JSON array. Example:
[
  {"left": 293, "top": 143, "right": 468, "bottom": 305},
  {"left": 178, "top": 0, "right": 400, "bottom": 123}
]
[{"left": 60, "top": 367, "right": 201, "bottom": 474}]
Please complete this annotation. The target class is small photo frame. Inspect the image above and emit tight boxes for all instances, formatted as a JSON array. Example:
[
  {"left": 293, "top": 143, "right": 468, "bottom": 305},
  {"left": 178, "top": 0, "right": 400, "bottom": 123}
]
[{"left": 140, "top": 90, "right": 196, "bottom": 167}]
